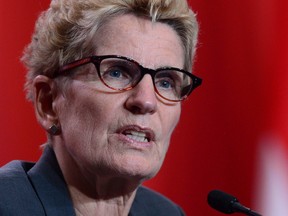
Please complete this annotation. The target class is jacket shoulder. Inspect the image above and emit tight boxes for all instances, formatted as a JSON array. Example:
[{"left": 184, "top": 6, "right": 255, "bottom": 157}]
[
  {"left": 0, "top": 160, "right": 35, "bottom": 184},
  {"left": 0, "top": 160, "right": 45, "bottom": 215},
  {"left": 0, "top": 160, "right": 34, "bottom": 174}
]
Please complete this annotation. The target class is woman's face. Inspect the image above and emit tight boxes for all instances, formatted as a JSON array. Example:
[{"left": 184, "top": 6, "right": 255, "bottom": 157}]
[{"left": 57, "top": 14, "right": 184, "bottom": 181}]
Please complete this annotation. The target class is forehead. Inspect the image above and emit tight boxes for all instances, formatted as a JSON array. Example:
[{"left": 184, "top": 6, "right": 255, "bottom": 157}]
[{"left": 93, "top": 14, "right": 184, "bottom": 69}]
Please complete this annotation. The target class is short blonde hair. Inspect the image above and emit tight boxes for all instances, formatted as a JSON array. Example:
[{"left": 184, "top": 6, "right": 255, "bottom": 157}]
[{"left": 22, "top": 0, "right": 199, "bottom": 101}]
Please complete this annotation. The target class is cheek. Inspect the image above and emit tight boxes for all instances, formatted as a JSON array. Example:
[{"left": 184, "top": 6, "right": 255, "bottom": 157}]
[
  {"left": 163, "top": 105, "right": 181, "bottom": 136},
  {"left": 58, "top": 88, "right": 110, "bottom": 142},
  {"left": 159, "top": 105, "right": 181, "bottom": 153},
  {"left": 56, "top": 89, "right": 114, "bottom": 167}
]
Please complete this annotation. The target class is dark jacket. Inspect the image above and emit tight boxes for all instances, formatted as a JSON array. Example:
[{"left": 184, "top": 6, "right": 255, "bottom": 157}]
[{"left": 0, "top": 146, "right": 185, "bottom": 215}]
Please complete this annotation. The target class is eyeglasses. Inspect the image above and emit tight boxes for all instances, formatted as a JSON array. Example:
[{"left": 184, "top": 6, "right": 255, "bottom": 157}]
[{"left": 56, "top": 55, "right": 202, "bottom": 102}]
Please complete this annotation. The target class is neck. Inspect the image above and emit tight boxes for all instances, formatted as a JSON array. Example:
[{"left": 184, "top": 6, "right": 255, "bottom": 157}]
[
  {"left": 53, "top": 143, "right": 140, "bottom": 216},
  {"left": 70, "top": 184, "right": 137, "bottom": 216}
]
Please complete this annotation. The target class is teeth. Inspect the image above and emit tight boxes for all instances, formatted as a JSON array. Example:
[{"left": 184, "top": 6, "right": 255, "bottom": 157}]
[{"left": 125, "top": 131, "right": 149, "bottom": 142}]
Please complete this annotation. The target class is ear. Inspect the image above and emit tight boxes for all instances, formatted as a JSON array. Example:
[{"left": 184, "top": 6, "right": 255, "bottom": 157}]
[{"left": 32, "top": 75, "right": 59, "bottom": 133}]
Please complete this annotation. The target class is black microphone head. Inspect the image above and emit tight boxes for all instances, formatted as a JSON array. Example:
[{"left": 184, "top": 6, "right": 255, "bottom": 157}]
[{"left": 207, "top": 190, "right": 238, "bottom": 214}]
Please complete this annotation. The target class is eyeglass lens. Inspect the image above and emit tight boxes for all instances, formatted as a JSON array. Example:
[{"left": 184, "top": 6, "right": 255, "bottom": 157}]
[{"left": 98, "top": 57, "right": 193, "bottom": 101}]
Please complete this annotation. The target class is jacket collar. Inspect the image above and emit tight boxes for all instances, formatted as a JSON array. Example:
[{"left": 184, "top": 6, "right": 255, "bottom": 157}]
[
  {"left": 27, "top": 146, "right": 76, "bottom": 216},
  {"left": 26, "top": 145, "right": 147, "bottom": 216}
]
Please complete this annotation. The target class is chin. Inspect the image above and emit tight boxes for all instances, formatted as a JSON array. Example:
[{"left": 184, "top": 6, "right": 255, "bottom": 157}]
[{"left": 113, "top": 155, "right": 163, "bottom": 181}]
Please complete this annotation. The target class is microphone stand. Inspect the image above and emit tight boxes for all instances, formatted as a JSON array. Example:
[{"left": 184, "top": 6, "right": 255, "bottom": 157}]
[{"left": 232, "top": 202, "right": 262, "bottom": 216}]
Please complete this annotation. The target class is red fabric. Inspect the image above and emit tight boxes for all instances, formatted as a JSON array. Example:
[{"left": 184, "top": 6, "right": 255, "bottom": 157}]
[{"left": 0, "top": 1, "right": 287, "bottom": 215}]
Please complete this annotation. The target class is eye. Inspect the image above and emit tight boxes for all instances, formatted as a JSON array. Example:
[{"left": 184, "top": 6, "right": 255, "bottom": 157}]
[
  {"left": 99, "top": 58, "right": 143, "bottom": 89},
  {"left": 156, "top": 79, "right": 174, "bottom": 89},
  {"left": 155, "top": 70, "right": 182, "bottom": 90},
  {"left": 107, "top": 68, "right": 124, "bottom": 78},
  {"left": 100, "top": 63, "right": 136, "bottom": 89},
  {"left": 102, "top": 66, "right": 131, "bottom": 80}
]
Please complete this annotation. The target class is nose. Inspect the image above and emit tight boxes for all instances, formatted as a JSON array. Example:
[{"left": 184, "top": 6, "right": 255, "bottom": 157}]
[{"left": 125, "top": 75, "right": 157, "bottom": 114}]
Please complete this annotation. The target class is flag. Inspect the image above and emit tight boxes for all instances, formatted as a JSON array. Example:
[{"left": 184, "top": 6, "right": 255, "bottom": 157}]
[{"left": 254, "top": 0, "right": 288, "bottom": 214}]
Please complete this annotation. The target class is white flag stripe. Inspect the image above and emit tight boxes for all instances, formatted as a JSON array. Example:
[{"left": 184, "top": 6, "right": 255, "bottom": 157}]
[{"left": 256, "top": 135, "right": 288, "bottom": 216}]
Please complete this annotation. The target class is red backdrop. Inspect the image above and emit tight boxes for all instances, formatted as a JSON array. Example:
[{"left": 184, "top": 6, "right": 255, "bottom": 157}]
[{"left": 1, "top": 1, "right": 287, "bottom": 215}]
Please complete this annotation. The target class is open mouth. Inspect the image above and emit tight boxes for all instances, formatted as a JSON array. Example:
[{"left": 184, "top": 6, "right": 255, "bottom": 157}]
[
  {"left": 118, "top": 125, "right": 155, "bottom": 143},
  {"left": 123, "top": 130, "right": 150, "bottom": 142}
]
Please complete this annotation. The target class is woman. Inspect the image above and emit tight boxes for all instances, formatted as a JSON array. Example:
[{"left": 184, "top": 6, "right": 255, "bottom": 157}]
[{"left": 0, "top": 0, "right": 201, "bottom": 215}]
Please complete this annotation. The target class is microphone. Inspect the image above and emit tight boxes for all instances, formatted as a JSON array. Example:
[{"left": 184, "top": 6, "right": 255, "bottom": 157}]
[{"left": 207, "top": 190, "right": 262, "bottom": 216}]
